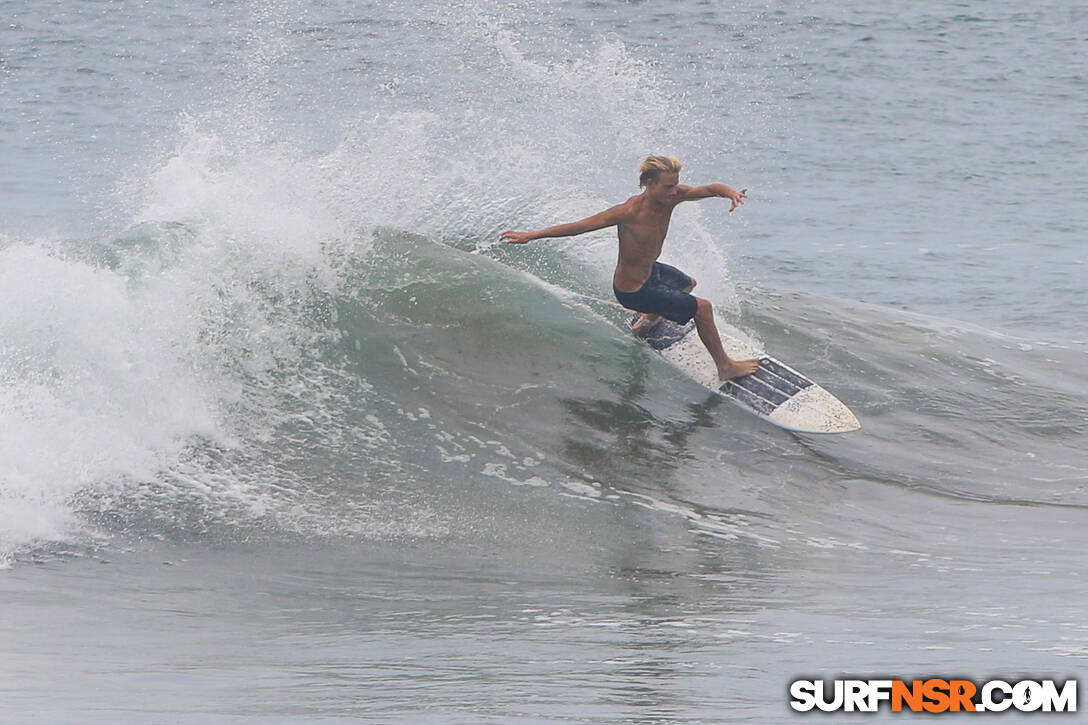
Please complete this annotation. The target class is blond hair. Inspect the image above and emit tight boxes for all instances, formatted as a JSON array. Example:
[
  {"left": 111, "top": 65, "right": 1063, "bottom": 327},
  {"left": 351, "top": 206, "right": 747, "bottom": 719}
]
[{"left": 638, "top": 155, "right": 682, "bottom": 187}]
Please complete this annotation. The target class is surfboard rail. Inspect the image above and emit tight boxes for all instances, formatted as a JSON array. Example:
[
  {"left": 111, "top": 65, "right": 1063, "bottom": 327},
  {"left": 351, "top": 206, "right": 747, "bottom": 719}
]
[{"left": 632, "top": 316, "right": 860, "bottom": 434}]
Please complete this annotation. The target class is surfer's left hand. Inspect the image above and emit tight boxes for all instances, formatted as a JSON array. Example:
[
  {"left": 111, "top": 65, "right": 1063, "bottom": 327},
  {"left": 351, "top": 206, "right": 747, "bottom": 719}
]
[{"left": 726, "top": 188, "right": 747, "bottom": 212}]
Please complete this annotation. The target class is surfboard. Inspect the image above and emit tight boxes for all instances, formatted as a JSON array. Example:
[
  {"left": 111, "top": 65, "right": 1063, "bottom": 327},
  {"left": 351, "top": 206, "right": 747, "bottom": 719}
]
[{"left": 632, "top": 315, "right": 860, "bottom": 434}]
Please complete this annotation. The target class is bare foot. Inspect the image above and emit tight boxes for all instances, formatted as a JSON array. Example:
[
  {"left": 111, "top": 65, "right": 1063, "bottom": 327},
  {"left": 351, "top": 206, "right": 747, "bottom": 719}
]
[
  {"left": 717, "top": 358, "right": 760, "bottom": 381},
  {"left": 630, "top": 313, "right": 662, "bottom": 336}
]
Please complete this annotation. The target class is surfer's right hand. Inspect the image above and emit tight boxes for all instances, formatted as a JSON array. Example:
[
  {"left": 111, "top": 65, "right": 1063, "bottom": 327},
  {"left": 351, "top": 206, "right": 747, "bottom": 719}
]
[{"left": 501, "top": 231, "right": 533, "bottom": 244}]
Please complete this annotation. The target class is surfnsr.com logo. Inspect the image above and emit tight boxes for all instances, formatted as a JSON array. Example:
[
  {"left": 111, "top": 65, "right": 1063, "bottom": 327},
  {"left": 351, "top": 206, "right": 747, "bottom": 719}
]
[{"left": 789, "top": 678, "right": 1077, "bottom": 713}]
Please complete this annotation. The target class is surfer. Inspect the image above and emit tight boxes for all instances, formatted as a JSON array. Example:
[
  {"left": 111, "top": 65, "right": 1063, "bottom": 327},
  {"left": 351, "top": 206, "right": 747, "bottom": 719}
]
[{"left": 502, "top": 155, "right": 760, "bottom": 381}]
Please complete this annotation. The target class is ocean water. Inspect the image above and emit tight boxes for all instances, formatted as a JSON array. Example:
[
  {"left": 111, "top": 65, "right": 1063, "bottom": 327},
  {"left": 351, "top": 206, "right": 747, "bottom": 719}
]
[{"left": 1, "top": 0, "right": 1086, "bottom": 722}]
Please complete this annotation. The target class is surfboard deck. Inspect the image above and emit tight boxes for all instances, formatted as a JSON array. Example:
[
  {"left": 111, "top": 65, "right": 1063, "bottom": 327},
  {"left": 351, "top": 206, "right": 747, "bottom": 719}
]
[{"left": 632, "top": 315, "right": 860, "bottom": 434}]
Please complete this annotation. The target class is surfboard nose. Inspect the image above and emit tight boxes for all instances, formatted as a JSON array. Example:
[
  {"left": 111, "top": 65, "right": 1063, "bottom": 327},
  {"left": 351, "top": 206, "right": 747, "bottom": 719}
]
[{"left": 767, "top": 384, "right": 861, "bottom": 434}]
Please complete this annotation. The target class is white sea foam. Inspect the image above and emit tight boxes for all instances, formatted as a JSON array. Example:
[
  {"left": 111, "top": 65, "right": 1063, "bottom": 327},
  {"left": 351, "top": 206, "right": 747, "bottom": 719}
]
[{"left": 0, "top": 242, "right": 224, "bottom": 559}]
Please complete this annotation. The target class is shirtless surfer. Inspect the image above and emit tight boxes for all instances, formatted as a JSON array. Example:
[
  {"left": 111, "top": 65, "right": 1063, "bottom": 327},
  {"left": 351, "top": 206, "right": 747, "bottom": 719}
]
[{"left": 502, "top": 155, "right": 760, "bottom": 381}]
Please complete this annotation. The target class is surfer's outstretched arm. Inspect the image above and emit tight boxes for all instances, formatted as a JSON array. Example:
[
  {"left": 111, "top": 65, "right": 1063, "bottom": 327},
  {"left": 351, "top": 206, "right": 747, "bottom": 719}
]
[
  {"left": 677, "top": 183, "right": 747, "bottom": 211},
  {"left": 501, "top": 204, "right": 625, "bottom": 244}
]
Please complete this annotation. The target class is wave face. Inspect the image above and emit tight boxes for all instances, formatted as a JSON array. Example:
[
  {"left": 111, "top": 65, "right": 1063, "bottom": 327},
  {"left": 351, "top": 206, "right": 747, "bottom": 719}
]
[
  {"left": 1, "top": 0, "right": 1086, "bottom": 568},
  {"left": 3, "top": 218, "right": 1086, "bottom": 563},
  {"left": 4, "top": 3, "right": 1088, "bottom": 721}
]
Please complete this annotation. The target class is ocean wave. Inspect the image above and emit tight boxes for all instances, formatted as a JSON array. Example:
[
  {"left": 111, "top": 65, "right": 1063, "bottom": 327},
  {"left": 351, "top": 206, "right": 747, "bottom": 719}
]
[{"left": 4, "top": 211, "right": 1085, "bottom": 567}]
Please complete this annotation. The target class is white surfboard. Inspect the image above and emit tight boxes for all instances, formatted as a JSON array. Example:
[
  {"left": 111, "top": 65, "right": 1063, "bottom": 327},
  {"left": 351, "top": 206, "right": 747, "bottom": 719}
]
[{"left": 633, "top": 316, "right": 860, "bottom": 434}]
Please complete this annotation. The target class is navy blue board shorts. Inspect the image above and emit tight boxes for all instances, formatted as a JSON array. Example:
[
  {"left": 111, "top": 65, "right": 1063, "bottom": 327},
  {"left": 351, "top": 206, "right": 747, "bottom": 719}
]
[{"left": 613, "top": 261, "right": 699, "bottom": 325}]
